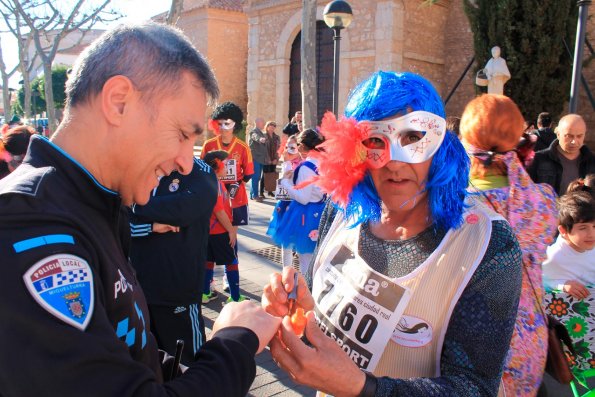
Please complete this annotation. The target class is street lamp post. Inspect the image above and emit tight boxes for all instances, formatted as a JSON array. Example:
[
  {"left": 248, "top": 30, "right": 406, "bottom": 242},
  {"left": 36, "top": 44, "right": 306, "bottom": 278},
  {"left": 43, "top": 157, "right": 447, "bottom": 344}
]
[
  {"left": 323, "top": 0, "right": 353, "bottom": 117},
  {"left": 569, "top": 0, "right": 592, "bottom": 113}
]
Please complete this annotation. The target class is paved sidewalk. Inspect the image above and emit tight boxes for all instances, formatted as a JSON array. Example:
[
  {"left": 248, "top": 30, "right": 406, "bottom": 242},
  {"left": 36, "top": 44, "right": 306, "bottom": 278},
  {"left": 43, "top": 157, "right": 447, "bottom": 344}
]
[{"left": 201, "top": 197, "right": 316, "bottom": 397}]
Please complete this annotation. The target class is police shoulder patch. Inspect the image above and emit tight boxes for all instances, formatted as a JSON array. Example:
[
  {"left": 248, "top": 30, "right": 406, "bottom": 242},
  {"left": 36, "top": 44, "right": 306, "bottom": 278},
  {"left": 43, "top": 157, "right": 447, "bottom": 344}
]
[{"left": 23, "top": 254, "right": 94, "bottom": 331}]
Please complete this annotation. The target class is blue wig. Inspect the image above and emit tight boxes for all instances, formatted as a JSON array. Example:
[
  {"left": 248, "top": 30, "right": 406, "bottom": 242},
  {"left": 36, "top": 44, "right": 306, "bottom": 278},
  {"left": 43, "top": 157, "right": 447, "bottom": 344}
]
[{"left": 342, "top": 71, "right": 469, "bottom": 231}]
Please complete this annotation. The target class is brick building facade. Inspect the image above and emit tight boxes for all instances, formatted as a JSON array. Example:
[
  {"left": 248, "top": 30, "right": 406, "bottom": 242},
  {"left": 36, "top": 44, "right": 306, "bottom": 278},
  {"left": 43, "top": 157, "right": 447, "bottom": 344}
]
[{"left": 177, "top": 0, "right": 594, "bottom": 147}]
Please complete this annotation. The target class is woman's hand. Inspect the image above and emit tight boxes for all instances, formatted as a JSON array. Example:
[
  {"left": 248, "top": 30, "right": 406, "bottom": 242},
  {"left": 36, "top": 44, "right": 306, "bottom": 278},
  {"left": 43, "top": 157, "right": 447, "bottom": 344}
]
[
  {"left": 270, "top": 311, "right": 366, "bottom": 397},
  {"left": 261, "top": 267, "right": 315, "bottom": 317}
]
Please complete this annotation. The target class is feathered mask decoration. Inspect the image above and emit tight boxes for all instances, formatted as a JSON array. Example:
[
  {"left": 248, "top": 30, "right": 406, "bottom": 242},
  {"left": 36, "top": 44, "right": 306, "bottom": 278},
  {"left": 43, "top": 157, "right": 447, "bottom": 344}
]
[
  {"left": 208, "top": 119, "right": 221, "bottom": 136},
  {"left": 312, "top": 111, "right": 371, "bottom": 209}
]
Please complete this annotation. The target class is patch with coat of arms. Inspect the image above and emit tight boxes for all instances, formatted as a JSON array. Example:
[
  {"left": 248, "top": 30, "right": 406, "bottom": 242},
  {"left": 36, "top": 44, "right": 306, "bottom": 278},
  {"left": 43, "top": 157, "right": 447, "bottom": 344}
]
[{"left": 22, "top": 254, "right": 94, "bottom": 331}]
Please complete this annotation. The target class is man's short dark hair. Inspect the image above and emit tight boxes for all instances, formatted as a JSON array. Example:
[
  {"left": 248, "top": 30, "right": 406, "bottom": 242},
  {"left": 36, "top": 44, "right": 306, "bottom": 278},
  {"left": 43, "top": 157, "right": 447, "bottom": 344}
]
[
  {"left": 211, "top": 102, "right": 244, "bottom": 133},
  {"left": 537, "top": 112, "right": 552, "bottom": 128},
  {"left": 65, "top": 22, "right": 219, "bottom": 110},
  {"left": 203, "top": 150, "right": 228, "bottom": 169},
  {"left": 558, "top": 191, "right": 595, "bottom": 232}
]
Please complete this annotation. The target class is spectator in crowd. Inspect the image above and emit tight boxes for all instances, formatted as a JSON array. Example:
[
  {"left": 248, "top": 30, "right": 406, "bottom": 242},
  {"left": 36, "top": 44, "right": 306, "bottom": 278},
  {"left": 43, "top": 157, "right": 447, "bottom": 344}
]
[
  {"left": 543, "top": 191, "right": 595, "bottom": 299},
  {"left": 445, "top": 115, "right": 461, "bottom": 139},
  {"left": 0, "top": 22, "right": 280, "bottom": 396},
  {"left": 248, "top": 117, "right": 266, "bottom": 201},
  {"left": 460, "top": 94, "right": 558, "bottom": 395},
  {"left": 128, "top": 156, "right": 217, "bottom": 364},
  {"left": 201, "top": 102, "right": 254, "bottom": 300},
  {"left": 262, "top": 71, "right": 522, "bottom": 396},
  {"left": 268, "top": 128, "right": 325, "bottom": 275},
  {"left": 528, "top": 114, "right": 595, "bottom": 195},
  {"left": 0, "top": 124, "right": 34, "bottom": 179},
  {"left": 532, "top": 112, "right": 556, "bottom": 152},
  {"left": 201, "top": 150, "right": 244, "bottom": 304},
  {"left": 1, "top": 114, "right": 24, "bottom": 137},
  {"left": 566, "top": 174, "right": 595, "bottom": 198},
  {"left": 261, "top": 120, "right": 281, "bottom": 198},
  {"left": 282, "top": 110, "right": 302, "bottom": 137}
]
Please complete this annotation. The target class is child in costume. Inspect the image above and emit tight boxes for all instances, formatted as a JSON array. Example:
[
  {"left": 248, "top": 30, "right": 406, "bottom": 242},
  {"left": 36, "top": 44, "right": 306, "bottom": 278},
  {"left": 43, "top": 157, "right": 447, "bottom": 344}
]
[
  {"left": 268, "top": 135, "right": 302, "bottom": 267},
  {"left": 202, "top": 150, "right": 247, "bottom": 303},
  {"left": 268, "top": 129, "right": 325, "bottom": 274},
  {"left": 200, "top": 102, "right": 253, "bottom": 301},
  {"left": 543, "top": 191, "right": 595, "bottom": 298}
]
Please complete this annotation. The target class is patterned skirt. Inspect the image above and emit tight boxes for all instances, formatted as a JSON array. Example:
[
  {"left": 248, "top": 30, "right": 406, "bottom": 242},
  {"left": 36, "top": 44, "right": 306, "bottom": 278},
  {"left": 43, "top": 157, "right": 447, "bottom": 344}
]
[{"left": 267, "top": 200, "right": 325, "bottom": 254}]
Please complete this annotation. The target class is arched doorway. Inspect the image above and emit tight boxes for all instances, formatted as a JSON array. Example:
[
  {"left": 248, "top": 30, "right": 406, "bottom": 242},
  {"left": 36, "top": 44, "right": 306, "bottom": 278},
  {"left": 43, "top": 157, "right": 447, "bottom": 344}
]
[{"left": 288, "top": 20, "right": 334, "bottom": 123}]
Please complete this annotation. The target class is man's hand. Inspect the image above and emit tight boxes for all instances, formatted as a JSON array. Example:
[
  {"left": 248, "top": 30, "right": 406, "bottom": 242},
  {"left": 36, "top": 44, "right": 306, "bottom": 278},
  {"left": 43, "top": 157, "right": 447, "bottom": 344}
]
[
  {"left": 564, "top": 280, "right": 590, "bottom": 300},
  {"left": 261, "top": 267, "right": 315, "bottom": 318},
  {"left": 270, "top": 311, "right": 366, "bottom": 397},
  {"left": 153, "top": 223, "right": 179, "bottom": 233},
  {"left": 212, "top": 301, "right": 281, "bottom": 353}
]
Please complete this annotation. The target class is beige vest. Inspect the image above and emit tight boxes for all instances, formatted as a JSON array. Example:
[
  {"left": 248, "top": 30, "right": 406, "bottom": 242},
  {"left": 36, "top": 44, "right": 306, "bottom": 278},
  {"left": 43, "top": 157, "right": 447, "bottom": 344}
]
[{"left": 312, "top": 200, "right": 500, "bottom": 379}]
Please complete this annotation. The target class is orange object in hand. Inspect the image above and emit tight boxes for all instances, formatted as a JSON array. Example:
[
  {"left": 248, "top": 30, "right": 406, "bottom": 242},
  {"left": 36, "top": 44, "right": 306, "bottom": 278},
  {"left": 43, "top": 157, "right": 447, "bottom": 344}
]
[{"left": 290, "top": 307, "right": 307, "bottom": 336}]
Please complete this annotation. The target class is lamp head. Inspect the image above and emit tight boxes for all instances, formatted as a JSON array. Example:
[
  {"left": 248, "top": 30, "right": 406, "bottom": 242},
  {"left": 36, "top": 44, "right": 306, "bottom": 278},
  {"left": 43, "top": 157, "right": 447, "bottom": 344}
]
[{"left": 323, "top": 0, "right": 353, "bottom": 30}]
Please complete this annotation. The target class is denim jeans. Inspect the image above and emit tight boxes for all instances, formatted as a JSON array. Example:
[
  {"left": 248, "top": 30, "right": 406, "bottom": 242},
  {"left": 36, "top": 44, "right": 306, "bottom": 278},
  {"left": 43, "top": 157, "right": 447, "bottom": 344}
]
[{"left": 251, "top": 161, "right": 264, "bottom": 198}]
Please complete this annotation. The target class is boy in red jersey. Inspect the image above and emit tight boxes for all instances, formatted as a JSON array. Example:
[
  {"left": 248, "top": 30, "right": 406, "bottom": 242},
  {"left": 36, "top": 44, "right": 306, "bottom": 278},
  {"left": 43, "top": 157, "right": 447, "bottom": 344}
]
[
  {"left": 202, "top": 150, "right": 248, "bottom": 303},
  {"left": 201, "top": 103, "right": 253, "bottom": 301}
]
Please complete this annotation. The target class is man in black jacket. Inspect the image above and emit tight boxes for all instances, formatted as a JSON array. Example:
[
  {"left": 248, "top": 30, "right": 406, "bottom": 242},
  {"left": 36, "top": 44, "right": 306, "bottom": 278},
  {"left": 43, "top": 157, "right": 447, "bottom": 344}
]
[
  {"left": 532, "top": 112, "right": 557, "bottom": 152},
  {"left": 0, "top": 22, "right": 280, "bottom": 396},
  {"left": 528, "top": 114, "right": 595, "bottom": 195},
  {"left": 129, "top": 157, "right": 217, "bottom": 364},
  {"left": 282, "top": 110, "right": 302, "bottom": 137}
]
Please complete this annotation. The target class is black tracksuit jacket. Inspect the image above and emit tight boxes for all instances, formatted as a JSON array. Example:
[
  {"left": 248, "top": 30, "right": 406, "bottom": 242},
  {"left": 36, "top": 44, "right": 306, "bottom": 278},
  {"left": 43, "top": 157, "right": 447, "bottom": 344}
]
[
  {"left": 0, "top": 136, "right": 258, "bottom": 396},
  {"left": 128, "top": 158, "right": 217, "bottom": 306}
]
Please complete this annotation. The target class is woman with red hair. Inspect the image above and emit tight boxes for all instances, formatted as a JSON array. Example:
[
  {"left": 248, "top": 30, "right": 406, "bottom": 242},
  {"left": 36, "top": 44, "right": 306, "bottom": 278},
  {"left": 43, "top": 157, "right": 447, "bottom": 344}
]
[{"left": 460, "top": 94, "right": 557, "bottom": 396}]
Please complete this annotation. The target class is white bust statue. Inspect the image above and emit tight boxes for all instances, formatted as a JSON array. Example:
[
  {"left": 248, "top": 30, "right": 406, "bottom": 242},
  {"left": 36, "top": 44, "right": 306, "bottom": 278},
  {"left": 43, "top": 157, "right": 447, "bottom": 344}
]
[{"left": 484, "top": 46, "right": 511, "bottom": 95}]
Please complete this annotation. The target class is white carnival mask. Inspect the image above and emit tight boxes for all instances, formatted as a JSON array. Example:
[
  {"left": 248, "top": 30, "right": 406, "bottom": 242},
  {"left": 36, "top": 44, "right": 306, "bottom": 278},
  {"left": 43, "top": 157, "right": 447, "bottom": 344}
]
[
  {"left": 217, "top": 119, "right": 236, "bottom": 131},
  {"left": 359, "top": 110, "right": 446, "bottom": 167}
]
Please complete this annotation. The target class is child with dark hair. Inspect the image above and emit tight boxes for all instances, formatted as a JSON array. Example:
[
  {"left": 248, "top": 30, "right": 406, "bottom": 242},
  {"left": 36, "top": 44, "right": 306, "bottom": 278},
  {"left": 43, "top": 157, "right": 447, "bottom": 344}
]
[
  {"left": 543, "top": 191, "right": 595, "bottom": 299},
  {"left": 202, "top": 150, "right": 246, "bottom": 303},
  {"left": 268, "top": 128, "right": 325, "bottom": 274},
  {"left": 566, "top": 174, "right": 595, "bottom": 198},
  {"left": 201, "top": 102, "right": 254, "bottom": 299},
  {"left": 0, "top": 125, "right": 34, "bottom": 179}
]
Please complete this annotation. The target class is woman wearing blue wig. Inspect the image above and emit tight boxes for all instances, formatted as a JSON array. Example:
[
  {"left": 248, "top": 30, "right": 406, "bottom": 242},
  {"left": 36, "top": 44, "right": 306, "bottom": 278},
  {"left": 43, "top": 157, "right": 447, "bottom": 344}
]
[{"left": 262, "top": 71, "right": 522, "bottom": 396}]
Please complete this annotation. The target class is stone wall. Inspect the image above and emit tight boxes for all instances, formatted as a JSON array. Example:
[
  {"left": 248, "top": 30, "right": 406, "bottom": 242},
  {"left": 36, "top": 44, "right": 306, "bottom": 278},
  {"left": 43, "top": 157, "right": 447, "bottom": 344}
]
[{"left": 180, "top": 0, "right": 593, "bottom": 148}]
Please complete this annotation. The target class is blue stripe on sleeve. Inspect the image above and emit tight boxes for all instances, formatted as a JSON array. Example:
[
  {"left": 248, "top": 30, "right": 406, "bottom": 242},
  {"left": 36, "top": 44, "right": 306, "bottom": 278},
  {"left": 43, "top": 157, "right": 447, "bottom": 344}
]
[{"left": 13, "top": 234, "right": 75, "bottom": 253}]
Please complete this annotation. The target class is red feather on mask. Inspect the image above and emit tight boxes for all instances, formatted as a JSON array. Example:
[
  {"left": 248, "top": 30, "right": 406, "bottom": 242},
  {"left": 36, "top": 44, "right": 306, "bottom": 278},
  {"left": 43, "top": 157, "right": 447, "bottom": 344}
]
[
  {"left": 208, "top": 119, "right": 221, "bottom": 136},
  {"left": 310, "top": 111, "right": 370, "bottom": 209}
]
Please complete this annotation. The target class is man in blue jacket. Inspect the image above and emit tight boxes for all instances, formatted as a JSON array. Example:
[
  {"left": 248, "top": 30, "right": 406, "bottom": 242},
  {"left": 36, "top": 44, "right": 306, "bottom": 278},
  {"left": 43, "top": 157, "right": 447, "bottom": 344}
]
[{"left": 129, "top": 157, "right": 217, "bottom": 364}]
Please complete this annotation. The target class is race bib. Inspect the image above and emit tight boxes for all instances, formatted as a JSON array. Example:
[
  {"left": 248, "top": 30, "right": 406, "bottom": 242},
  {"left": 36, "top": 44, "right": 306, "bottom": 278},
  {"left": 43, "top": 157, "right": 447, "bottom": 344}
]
[
  {"left": 23, "top": 254, "right": 95, "bottom": 331},
  {"left": 312, "top": 244, "right": 410, "bottom": 372},
  {"left": 275, "top": 179, "right": 290, "bottom": 200},
  {"left": 221, "top": 158, "right": 238, "bottom": 182}
]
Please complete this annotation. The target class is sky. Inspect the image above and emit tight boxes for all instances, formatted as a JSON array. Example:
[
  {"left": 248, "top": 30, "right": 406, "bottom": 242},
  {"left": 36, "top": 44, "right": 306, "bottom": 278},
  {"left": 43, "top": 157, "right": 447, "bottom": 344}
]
[{"left": 1, "top": 0, "right": 170, "bottom": 88}]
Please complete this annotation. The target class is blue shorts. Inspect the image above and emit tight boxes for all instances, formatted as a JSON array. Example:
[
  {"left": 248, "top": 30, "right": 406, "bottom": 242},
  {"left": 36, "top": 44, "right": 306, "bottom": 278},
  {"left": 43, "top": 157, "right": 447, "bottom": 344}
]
[{"left": 232, "top": 205, "right": 249, "bottom": 226}]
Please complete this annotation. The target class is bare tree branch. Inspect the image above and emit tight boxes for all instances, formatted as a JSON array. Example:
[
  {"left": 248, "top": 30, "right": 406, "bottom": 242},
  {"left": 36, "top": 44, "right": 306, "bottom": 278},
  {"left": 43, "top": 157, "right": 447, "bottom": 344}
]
[
  {"left": 166, "top": 0, "right": 184, "bottom": 26},
  {"left": 10, "top": 0, "right": 122, "bottom": 132}
]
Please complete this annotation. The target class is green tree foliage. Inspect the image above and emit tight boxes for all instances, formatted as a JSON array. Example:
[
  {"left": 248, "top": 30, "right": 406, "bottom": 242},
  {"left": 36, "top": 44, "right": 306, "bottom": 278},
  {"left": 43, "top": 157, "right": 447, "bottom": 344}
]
[
  {"left": 463, "top": 0, "right": 578, "bottom": 121},
  {"left": 38, "top": 65, "right": 69, "bottom": 110},
  {"left": 13, "top": 66, "right": 68, "bottom": 116},
  {"left": 14, "top": 76, "right": 45, "bottom": 116}
]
